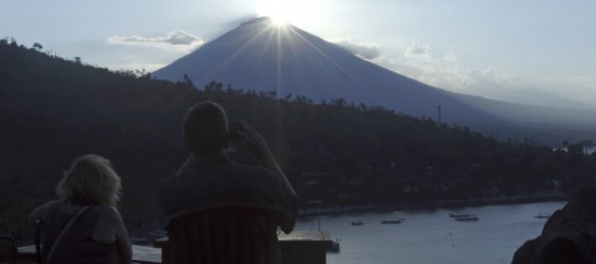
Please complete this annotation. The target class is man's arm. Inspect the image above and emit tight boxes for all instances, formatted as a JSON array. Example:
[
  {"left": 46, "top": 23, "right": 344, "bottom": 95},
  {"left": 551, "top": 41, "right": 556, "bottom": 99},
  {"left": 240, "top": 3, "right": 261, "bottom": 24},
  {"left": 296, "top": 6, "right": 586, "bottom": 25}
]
[
  {"left": 235, "top": 120, "right": 296, "bottom": 195},
  {"left": 235, "top": 121, "right": 298, "bottom": 233}
]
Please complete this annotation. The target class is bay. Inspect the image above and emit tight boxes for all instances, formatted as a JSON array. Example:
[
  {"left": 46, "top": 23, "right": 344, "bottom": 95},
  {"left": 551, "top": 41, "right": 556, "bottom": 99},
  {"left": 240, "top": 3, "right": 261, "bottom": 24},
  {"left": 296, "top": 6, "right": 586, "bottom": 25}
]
[{"left": 295, "top": 201, "right": 566, "bottom": 264}]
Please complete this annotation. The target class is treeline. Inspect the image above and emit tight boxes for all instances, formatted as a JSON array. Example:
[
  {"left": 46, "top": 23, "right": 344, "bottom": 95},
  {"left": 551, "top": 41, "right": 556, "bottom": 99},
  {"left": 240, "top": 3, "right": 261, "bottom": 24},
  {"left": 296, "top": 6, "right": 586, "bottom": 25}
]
[{"left": 1, "top": 39, "right": 595, "bottom": 243}]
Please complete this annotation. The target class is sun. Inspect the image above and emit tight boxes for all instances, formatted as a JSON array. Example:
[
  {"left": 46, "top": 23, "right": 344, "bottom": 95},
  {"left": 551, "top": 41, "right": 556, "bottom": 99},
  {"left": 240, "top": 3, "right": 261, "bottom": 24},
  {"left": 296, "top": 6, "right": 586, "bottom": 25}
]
[
  {"left": 256, "top": 0, "right": 323, "bottom": 27},
  {"left": 270, "top": 16, "right": 288, "bottom": 26},
  {"left": 257, "top": 0, "right": 293, "bottom": 25}
]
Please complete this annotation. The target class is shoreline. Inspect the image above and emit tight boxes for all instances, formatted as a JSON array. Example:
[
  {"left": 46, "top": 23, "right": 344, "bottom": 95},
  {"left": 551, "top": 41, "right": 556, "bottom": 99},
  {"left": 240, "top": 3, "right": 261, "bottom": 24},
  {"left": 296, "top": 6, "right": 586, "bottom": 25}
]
[{"left": 298, "top": 194, "right": 569, "bottom": 218}]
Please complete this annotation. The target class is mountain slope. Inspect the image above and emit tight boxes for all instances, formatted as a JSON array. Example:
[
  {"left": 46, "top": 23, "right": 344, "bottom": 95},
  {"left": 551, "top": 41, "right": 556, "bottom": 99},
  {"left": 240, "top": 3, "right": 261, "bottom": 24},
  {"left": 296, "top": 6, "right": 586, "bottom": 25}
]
[{"left": 153, "top": 17, "right": 596, "bottom": 144}]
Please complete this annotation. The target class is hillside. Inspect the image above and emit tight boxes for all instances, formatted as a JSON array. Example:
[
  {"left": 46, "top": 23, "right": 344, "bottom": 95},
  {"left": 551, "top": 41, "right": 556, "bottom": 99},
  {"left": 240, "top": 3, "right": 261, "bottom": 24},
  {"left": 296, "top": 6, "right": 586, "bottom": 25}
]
[{"left": 1, "top": 39, "right": 593, "bottom": 242}]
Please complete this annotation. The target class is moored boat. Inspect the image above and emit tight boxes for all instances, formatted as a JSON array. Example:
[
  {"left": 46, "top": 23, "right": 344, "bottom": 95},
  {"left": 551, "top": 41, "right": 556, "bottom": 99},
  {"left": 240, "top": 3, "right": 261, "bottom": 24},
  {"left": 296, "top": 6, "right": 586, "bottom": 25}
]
[
  {"left": 351, "top": 220, "right": 364, "bottom": 226},
  {"left": 454, "top": 215, "right": 479, "bottom": 221},
  {"left": 449, "top": 213, "right": 471, "bottom": 218},
  {"left": 534, "top": 213, "right": 552, "bottom": 219},
  {"left": 381, "top": 218, "right": 405, "bottom": 224}
]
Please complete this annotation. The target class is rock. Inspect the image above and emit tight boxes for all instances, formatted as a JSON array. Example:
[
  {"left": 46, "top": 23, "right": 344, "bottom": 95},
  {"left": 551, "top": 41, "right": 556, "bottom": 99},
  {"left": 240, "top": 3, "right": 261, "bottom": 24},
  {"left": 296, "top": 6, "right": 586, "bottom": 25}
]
[{"left": 512, "top": 186, "right": 596, "bottom": 264}]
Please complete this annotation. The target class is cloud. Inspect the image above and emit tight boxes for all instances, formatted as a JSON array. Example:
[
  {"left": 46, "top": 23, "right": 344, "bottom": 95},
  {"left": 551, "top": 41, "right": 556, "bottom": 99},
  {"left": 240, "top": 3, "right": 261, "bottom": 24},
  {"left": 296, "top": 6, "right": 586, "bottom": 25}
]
[
  {"left": 108, "top": 30, "right": 204, "bottom": 48},
  {"left": 480, "top": 67, "right": 518, "bottom": 87},
  {"left": 404, "top": 43, "right": 432, "bottom": 59},
  {"left": 365, "top": 41, "right": 596, "bottom": 110},
  {"left": 329, "top": 38, "right": 381, "bottom": 60},
  {"left": 383, "top": 44, "right": 474, "bottom": 91},
  {"left": 373, "top": 43, "right": 502, "bottom": 97},
  {"left": 377, "top": 43, "right": 521, "bottom": 100}
]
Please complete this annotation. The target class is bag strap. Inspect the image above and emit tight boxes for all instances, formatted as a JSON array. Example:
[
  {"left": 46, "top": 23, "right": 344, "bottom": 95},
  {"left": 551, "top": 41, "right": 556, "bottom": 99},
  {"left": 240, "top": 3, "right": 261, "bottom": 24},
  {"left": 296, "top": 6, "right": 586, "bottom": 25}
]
[{"left": 44, "top": 205, "right": 89, "bottom": 264}]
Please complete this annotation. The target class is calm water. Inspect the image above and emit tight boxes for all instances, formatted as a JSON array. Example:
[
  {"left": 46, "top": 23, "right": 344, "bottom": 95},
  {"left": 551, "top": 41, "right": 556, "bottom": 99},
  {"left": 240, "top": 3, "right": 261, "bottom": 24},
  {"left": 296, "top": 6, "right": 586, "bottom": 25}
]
[{"left": 295, "top": 201, "right": 566, "bottom": 264}]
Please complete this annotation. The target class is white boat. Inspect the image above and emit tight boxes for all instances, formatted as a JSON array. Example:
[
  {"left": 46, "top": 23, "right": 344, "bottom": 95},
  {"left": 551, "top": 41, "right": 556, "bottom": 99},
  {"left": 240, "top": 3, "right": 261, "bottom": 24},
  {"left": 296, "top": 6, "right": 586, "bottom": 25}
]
[{"left": 534, "top": 213, "right": 552, "bottom": 219}]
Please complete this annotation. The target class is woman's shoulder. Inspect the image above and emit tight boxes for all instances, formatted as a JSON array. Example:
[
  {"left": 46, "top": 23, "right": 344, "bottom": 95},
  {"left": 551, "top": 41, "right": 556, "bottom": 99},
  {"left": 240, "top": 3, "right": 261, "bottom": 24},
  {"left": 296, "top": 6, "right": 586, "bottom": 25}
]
[
  {"left": 92, "top": 205, "right": 125, "bottom": 244},
  {"left": 95, "top": 206, "right": 123, "bottom": 224}
]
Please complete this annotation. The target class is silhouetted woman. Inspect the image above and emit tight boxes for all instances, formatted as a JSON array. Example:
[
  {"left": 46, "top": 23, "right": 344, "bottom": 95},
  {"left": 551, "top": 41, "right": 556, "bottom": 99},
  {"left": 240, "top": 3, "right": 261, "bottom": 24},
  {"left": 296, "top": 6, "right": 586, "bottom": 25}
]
[{"left": 29, "top": 154, "right": 132, "bottom": 264}]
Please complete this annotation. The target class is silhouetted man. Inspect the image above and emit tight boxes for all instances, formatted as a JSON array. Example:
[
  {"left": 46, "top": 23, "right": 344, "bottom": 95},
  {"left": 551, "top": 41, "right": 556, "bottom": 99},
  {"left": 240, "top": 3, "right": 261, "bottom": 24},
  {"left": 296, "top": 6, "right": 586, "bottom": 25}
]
[{"left": 159, "top": 101, "right": 298, "bottom": 264}]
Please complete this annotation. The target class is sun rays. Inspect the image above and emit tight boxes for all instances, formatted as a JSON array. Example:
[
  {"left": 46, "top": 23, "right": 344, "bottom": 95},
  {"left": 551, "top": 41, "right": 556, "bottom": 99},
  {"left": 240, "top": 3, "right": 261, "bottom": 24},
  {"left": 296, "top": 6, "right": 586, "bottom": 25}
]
[{"left": 201, "top": 15, "right": 363, "bottom": 103}]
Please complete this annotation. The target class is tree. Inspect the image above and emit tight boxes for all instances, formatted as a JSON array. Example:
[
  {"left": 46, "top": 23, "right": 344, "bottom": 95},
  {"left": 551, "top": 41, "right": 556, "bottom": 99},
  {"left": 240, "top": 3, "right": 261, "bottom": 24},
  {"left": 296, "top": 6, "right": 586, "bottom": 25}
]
[
  {"left": 182, "top": 73, "right": 194, "bottom": 87},
  {"left": 32, "top": 42, "right": 43, "bottom": 51},
  {"left": 568, "top": 143, "right": 585, "bottom": 169}
]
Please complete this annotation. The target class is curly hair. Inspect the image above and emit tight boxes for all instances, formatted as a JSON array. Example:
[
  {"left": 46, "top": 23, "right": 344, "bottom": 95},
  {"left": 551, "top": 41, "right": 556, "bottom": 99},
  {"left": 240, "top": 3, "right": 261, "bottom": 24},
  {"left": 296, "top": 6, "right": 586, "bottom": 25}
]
[{"left": 56, "top": 154, "right": 122, "bottom": 206}]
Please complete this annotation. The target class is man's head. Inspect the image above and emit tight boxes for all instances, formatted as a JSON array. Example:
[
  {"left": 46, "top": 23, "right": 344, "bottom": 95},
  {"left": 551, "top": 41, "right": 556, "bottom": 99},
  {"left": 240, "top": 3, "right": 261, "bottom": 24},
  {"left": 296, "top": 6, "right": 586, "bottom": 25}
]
[{"left": 182, "top": 101, "right": 229, "bottom": 155}]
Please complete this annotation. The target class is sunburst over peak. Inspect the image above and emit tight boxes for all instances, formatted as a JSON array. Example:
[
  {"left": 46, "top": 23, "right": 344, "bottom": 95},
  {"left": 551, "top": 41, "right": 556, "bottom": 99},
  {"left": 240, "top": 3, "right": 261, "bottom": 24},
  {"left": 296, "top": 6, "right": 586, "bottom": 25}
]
[
  {"left": 256, "top": 0, "right": 320, "bottom": 28},
  {"left": 269, "top": 17, "right": 288, "bottom": 26}
]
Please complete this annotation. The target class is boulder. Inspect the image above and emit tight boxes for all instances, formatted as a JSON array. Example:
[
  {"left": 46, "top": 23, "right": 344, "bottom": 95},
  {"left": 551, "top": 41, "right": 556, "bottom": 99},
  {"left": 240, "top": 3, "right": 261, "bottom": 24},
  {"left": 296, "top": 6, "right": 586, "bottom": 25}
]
[{"left": 512, "top": 186, "right": 596, "bottom": 264}]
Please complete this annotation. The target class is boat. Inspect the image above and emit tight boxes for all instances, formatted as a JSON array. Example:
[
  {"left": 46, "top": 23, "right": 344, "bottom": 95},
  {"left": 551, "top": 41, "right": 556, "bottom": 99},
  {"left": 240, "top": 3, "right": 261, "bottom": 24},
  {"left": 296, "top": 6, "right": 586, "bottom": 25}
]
[
  {"left": 449, "top": 213, "right": 471, "bottom": 218},
  {"left": 327, "top": 239, "right": 341, "bottom": 252},
  {"left": 534, "top": 213, "right": 552, "bottom": 219},
  {"left": 454, "top": 215, "right": 479, "bottom": 222},
  {"left": 381, "top": 218, "right": 405, "bottom": 224},
  {"left": 351, "top": 220, "right": 364, "bottom": 226}
]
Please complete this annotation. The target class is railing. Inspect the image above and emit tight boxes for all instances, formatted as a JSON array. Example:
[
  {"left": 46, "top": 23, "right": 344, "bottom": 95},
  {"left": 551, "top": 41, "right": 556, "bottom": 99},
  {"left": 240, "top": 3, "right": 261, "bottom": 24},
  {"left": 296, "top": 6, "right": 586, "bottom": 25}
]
[
  {"left": 17, "top": 244, "right": 161, "bottom": 264},
  {"left": 154, "top": 230, "right": 333, "bottom": 264},
  {"left": 17, "top": 230, "right": 333, "bottom": 264}
]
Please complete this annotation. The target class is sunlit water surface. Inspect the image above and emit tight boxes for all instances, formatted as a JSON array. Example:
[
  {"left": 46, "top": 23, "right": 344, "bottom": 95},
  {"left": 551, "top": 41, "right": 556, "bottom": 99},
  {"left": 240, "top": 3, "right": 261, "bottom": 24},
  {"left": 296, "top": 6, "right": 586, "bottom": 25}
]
[{"left": 295, "top": 201, "right": 566, "bottom": 264}]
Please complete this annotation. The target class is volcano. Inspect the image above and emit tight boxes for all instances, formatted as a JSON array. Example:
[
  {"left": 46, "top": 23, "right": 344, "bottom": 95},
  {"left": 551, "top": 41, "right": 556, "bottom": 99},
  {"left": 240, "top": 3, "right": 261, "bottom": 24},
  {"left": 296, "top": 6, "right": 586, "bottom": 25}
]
[{"left": 153, "top": 17, "right": 596, "bottom": 143}]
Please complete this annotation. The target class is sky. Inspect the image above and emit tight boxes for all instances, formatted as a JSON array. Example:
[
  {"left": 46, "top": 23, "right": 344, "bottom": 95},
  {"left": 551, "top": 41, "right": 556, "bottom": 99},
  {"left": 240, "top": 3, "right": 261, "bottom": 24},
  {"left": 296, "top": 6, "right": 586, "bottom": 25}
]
[{"left": 2, "top": 0, "right": 596, "bottom": 110}]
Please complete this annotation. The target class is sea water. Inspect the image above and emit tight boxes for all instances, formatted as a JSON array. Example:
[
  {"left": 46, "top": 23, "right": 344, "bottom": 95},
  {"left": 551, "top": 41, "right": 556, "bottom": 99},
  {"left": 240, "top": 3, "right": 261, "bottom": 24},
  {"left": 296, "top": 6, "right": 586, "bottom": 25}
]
[{"left": 295, "top": 201, "right": 566, "bottom": 264}]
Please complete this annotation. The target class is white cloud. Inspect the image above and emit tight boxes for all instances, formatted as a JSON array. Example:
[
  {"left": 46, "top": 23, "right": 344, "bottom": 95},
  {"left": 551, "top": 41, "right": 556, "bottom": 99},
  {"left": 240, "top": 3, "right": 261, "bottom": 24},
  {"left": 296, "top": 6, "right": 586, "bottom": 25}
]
[
  {"left": 404, "top": 42, "right": 432, "bottom": 59},
  {"left": 328, "top": 37, "right": 381, "bottom": 60},
  {"left": 368, "top": 42, "right": 596, "bottom": 109},
  {"left": 108, "top": 30, "right": 204, "bottom": 50},
  {"left": 479, "top": 67, "right": 518, "bottom": 87},
  {"left": 391, "top": 43, "right": 509, "bottom": 96},
  {"left": 387, "top": 44, "right": 474, "bottom": 91}
]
